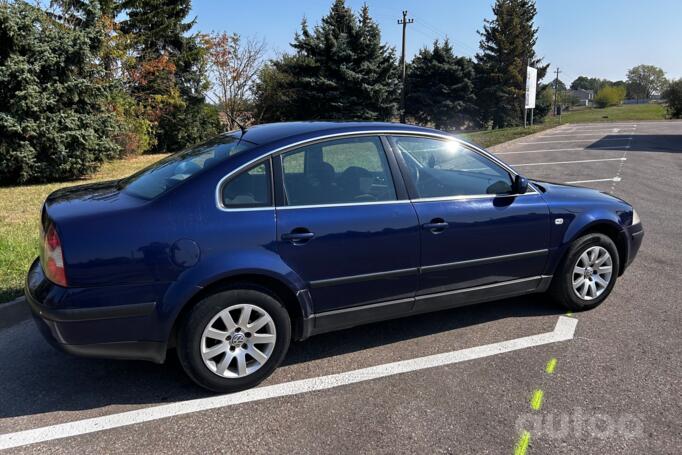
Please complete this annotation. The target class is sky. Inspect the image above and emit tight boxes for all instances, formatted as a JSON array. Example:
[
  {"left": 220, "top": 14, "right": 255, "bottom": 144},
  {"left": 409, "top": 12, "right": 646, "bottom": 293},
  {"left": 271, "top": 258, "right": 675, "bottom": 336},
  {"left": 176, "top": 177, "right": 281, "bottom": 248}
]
[{"left": 189, "top": 0, "right": 682, "bottom": 85}]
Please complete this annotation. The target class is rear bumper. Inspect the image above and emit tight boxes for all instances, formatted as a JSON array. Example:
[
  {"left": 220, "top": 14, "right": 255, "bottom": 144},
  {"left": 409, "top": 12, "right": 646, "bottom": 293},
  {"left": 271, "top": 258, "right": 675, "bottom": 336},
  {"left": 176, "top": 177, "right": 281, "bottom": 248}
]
[{"left": 25, "top": 258, "right": 166, "bottom": 363}]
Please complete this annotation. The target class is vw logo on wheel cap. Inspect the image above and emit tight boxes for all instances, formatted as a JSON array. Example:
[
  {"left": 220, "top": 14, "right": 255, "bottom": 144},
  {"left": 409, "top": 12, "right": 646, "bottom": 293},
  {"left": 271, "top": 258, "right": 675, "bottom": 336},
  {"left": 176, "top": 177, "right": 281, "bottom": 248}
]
[{"left": 230, "top": 332, "right": 246, "bottom": 347}]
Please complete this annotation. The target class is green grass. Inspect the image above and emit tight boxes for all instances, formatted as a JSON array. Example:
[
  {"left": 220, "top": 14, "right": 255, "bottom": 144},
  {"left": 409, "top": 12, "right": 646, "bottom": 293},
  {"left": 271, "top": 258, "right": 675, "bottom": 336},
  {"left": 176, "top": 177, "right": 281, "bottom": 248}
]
[
  {"left": 0, "top": 154, "right": 167, "bottom": 303},
  {"left": 560, "top": 103, "right": 666, "bottom": 123},
  {"left": 459, "top": 122, "right": 559, "bottom": 148},
  {"left": 459, "top": 103, "right": 667, "bottom": 148}
]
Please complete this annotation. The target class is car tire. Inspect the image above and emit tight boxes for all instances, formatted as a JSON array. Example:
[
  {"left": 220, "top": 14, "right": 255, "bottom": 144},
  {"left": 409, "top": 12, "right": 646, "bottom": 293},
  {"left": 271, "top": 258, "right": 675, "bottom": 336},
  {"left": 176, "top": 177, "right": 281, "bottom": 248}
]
[
  {"left": 549, "top": 233, "right": 620, "bottom": 311},
  {"left": 177, "top": 286, "right": 291, "bottom": 393}
]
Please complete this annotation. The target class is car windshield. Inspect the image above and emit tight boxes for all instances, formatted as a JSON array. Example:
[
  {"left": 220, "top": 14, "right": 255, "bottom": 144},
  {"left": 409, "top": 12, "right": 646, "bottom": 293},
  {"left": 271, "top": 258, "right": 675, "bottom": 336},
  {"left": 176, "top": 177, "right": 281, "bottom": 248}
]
[{"left": 120, "top": 133, "right": 257, "bottom": 200}]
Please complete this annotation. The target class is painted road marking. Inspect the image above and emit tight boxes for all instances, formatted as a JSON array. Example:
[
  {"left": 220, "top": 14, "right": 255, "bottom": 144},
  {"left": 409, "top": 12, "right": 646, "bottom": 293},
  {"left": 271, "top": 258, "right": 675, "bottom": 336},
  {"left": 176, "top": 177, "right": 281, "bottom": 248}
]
[
  {"left": 565, "top": 123, "right": 639, "bottom": 128},
  {"left": 610, "top": 140, "right": 631, "bottom": 194},
  {"left": 530, "top": 390, "right": 544, "bottom": 411},
  {"left": 496, "top": 146, "right": 627, "bottom": 155},
  {"left": 496, "top": 148, "right": 584, "bottom": 155},
  {"left": 564, "top": 177, "right": 622, "bottom": 184},
  {"left": 551, "top": 124, "right": 637, "bottom": 129},
  {"left": 513, "top": 157, "right": 627, "bottom": 167},
  {"left": 0, "top": 317, "right": 578, "bottom": 450},
  {"left": 543, "top": 126, "right": 635, "bottom": 136},
  {"left": 514, "top": 430, "right": 531, "bottom": 455},
  {"left": 517, "top": 138, "right": 630, "bottom": 145},
  {"left": 541, "top": 132, "right": 634, "bottom": 138},
  {"left": 545, "top": 358, "right": 557, "bottom": 374}
]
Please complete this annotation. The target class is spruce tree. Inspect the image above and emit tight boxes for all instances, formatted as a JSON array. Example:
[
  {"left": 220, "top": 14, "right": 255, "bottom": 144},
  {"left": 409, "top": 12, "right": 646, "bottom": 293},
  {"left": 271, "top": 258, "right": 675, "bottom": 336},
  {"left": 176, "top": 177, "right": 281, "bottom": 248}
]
[
  {"left": 121, "top": 0, "right": 218, "bottom": 152},
  {"left": 475, "top": 0, "right": 548, "bottom": 128},
  {"left": 254, "top": 0, "right": 399, "bottom": 122},
  {"left": 0, "top": 1, "right": 118, "bottom": 184},
  {"left": 352, "top": 5, "right": 400, "bottom": 119},
  {"left": 405, "top": 40, "right": 476, "bottom": 130}
]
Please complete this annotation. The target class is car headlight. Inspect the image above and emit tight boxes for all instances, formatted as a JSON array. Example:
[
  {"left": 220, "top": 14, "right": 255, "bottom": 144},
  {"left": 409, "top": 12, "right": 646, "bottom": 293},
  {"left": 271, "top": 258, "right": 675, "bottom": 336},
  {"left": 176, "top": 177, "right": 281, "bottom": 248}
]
[{"left": 632, "top": 209, "right": 640, "bottom": 225}]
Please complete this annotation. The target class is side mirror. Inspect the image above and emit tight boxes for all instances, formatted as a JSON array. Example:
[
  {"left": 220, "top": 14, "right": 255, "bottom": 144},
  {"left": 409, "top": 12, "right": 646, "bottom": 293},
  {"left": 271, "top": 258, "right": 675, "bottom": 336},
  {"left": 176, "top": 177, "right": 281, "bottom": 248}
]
[{"left": 513, "top": 175, "right": 529, "bottom": 194}]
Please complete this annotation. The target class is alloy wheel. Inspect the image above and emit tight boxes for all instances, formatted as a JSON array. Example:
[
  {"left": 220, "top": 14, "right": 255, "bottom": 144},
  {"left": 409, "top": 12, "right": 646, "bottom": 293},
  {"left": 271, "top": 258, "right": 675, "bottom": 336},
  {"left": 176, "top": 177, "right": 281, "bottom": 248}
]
[
  {"left": 200, "top": 304, "right": 277, "bottom": 378},
  {"left": 572, "top": 246, "right": 613, "bottom": 301}
]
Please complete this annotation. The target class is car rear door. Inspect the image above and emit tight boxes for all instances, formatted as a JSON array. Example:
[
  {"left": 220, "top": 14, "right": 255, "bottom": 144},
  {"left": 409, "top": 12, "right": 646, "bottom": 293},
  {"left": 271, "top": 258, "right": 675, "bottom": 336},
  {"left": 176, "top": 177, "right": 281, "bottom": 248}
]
[
  {"left": 274, "top": 135, "right": 420, "bottom": 326},
  {"left": 388, "top": 135, "right": 551, "bottom": 309}
]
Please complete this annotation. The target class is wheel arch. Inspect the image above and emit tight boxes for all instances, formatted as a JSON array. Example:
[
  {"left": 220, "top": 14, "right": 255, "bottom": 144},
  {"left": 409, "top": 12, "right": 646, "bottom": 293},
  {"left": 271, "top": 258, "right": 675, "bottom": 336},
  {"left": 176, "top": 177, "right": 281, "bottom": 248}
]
[
  {"left": 167, "top": 272, "right": 312, "bottom": 350},
  {"left": 566, "top": 220, "right": 628, "bottom": 275}
]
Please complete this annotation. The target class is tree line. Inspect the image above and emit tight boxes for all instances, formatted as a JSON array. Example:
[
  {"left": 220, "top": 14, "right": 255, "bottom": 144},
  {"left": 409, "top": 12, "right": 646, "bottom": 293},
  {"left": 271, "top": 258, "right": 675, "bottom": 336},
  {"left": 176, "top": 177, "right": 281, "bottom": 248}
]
[
  {"left": 256, "top": 0, "right": 552, "bottom": 130},
  {"left": 560, "top": 65, "right": 669, "bottom": 108},
  {"left": 0, "top": 0, "right": 679, "bottom": 185}
]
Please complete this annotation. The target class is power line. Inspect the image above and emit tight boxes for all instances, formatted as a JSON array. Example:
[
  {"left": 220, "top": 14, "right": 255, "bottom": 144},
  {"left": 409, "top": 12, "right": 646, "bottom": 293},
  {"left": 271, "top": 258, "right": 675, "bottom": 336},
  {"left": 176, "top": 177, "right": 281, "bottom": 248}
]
[
  {"left": 362, "top": 8, "right": 479, "bottom": 58},
  {"left": 411, "top": 16, "right": 479, "bottom": 55}
]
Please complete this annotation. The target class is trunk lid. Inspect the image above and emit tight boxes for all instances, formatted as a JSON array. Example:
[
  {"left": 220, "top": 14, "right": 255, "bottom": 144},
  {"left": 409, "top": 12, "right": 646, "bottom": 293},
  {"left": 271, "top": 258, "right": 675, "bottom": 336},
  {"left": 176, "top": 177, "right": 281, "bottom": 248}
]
[{"left": 44, "top": 180, "right": 146, "bottom": 223}]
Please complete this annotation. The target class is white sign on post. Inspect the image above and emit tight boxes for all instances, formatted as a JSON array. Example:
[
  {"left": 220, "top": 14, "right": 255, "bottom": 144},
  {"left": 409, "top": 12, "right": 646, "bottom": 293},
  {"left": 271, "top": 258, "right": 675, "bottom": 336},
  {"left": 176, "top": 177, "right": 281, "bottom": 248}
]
[{"left": 525, "top": 66, "right": 537, "bottom": 109}]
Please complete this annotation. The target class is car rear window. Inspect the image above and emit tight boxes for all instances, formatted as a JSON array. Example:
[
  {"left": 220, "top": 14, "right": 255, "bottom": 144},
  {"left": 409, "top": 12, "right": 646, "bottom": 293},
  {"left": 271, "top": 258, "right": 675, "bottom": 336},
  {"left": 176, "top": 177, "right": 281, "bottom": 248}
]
[{"left": 120, "top": 133, "right": 257, "bottom": 200}]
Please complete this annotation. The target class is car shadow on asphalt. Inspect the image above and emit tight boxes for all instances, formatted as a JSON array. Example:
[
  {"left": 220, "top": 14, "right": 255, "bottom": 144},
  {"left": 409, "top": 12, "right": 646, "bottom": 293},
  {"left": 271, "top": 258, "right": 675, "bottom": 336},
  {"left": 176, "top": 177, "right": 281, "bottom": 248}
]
[
  {"left": 282, "top": 294, "right": 562, "bottom": 367},
  {"left": 587, "top": 134, "right": 682, "bottom": 153},
  {"left": 0, "top": 295, "right": 563, "bottom": 420}
]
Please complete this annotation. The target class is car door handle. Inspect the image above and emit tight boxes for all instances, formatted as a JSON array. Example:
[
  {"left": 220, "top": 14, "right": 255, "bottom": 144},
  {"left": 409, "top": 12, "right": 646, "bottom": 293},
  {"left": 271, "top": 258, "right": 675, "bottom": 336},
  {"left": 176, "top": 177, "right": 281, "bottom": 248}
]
[
  {"left": 281, "top": 231, "right": 315, "bottom": 243},
  {"left": 423, "top": 219, "right": 449, "bottom": 233}
]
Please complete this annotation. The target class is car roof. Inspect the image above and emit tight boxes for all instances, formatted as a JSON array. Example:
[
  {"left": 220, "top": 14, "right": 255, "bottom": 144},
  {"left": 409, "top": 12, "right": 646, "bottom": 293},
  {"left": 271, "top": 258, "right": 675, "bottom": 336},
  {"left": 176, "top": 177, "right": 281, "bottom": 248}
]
[{"left": 234, "top": 121, "right": 448, "bottom": 146}]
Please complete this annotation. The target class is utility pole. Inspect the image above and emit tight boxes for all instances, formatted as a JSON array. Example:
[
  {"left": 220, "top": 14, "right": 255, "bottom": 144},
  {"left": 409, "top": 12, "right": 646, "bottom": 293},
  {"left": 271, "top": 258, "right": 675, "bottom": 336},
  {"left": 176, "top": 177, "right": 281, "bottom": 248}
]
[
  {"left": 398, "top": 10, "right": 413, "bottom": 123},
  {"left": 553, "top": 67, "right": 561, "bottom": 117}
]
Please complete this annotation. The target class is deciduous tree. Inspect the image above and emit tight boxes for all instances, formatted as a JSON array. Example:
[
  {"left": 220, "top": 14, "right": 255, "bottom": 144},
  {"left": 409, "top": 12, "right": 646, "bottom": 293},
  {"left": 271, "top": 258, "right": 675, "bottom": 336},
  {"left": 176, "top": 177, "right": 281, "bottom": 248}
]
[
  {"left": 662, "top": 79, "right": 682, "bottom": 118},
  {"left": 205, "top": 32, "right": 266, "bottom": 130},
  {"left": 626, "top": 64, "right": 666, "bottom": 101},
  {"left": 594, "top": 85, "right": 626, "bottom": 108},
  {"left": 121, "top": 0, "right": 218, "bottom": 152}
]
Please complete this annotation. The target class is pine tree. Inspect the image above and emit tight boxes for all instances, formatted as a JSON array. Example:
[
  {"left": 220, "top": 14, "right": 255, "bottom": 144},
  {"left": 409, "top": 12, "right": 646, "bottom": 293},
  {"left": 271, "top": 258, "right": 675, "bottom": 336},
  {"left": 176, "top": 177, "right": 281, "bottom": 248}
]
[
  {"left": 121, "top": 0, "right": 218, "bottom": 152},
  {"left": 405, "top": 40, "right": 476, "bottom": 130},
  {"left": 254, "top": 0, "right": 399, "bottom": 122},
  {"left": 475, "top": 0, "right": 548, "bottom": 128}
]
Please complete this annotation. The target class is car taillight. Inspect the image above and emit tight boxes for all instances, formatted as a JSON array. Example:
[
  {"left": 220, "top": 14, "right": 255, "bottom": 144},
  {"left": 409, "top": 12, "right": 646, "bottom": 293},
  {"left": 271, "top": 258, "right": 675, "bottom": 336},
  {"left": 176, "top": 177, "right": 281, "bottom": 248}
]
[{"left": 42, "top": 224, "right": 67, "bottom": 287}]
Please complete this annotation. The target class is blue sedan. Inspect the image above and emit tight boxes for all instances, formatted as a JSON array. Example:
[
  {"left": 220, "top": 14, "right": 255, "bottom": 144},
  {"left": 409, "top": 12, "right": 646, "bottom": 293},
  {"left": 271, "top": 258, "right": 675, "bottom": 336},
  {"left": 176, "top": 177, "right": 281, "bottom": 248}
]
[{"left": 26, "top": 122, "right": 643, "bottom": 392}]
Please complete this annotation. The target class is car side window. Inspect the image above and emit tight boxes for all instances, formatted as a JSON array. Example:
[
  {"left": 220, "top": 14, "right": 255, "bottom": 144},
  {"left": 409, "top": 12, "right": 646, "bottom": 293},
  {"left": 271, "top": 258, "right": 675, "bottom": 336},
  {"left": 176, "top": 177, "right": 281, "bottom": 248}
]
[
  {"left": 392, "top": 136, "right": 514, "bottom": 198},
  {"left": 281, "top": 136, "right": 397, "bottom": 206},
  {"left": 221, "top": 161, "right": 272, "bottom": 208}
]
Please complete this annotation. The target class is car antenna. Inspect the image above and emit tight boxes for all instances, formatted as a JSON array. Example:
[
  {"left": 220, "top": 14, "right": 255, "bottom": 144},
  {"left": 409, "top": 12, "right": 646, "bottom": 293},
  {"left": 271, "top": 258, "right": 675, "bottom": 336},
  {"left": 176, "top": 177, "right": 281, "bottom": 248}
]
[{"left": 224, "top": 112, "right": 247, "bottom": 137}]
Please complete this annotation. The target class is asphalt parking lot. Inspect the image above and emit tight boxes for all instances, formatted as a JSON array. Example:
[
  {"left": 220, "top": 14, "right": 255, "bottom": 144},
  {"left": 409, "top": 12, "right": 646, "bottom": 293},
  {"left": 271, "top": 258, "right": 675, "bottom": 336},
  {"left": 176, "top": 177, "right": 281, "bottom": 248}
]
[{"left": 1, "top": 121, "right": 681, "bottom": 454}]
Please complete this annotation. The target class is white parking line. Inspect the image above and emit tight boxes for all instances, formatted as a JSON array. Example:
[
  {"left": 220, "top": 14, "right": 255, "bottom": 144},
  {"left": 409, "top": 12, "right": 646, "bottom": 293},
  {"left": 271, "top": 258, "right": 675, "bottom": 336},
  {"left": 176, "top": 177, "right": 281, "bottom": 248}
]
[
  {"left": 496, "top": 146, "right": 628, "bottom": 155},
  {"left": 513, "top": 158, "right": 627, "bottom": 166},
  {"left": 564, "top": 177, "right": 622, "bottom": 184},
  {"left": 517, "top": 138, "right": 630, "bottom": 145},
  {"left": 541, "top": 132, "right": 634, "bottom": 137},
  {"left": 559, "top": 126, "right": 635, "bottom": 130},
  {"left": 560, "top": 123, "right": 638, "bottom": 128},
  {"left": 0, "top": 317, "right": 578, "bottom": 450}
]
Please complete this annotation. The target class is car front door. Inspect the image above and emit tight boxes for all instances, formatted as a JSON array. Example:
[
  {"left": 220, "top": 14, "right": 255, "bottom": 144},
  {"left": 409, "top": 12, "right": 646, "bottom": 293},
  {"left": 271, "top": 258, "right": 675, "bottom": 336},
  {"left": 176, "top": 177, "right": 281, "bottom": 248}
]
[
  {"left": 275, "top": 135, "right": 420, "bottom": 327},
  {"left": 389, "top": 135, "right": 551, "bottom": 309}
]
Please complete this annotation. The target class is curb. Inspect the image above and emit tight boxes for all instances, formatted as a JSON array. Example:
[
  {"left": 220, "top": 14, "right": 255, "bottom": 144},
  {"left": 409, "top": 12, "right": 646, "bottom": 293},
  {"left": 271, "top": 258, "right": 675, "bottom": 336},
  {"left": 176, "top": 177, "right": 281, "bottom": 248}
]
[
  {"left": 488, "top": 124, "right": 568, "bottom": 153},
  {"left": 0, "top": 297, "right": 30, "bottom": 330}
]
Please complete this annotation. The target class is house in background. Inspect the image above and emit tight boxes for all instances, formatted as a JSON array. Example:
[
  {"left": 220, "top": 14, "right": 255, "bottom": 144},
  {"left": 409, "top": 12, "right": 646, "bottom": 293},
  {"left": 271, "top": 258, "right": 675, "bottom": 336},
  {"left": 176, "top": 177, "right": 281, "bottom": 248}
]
[{"left": 568, "top": 88, "right": 594, "bottom": 106}]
